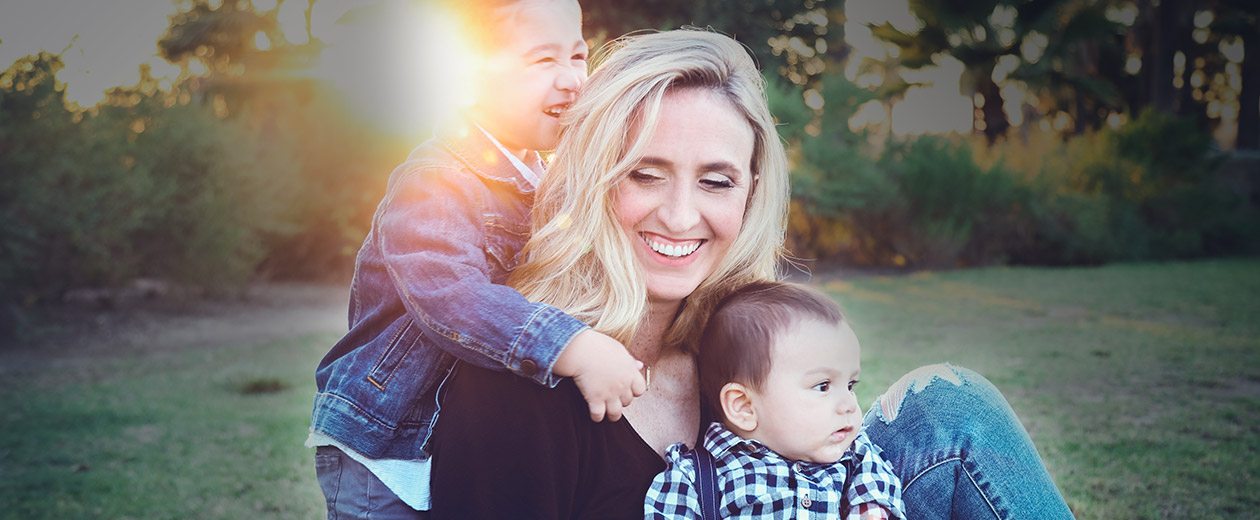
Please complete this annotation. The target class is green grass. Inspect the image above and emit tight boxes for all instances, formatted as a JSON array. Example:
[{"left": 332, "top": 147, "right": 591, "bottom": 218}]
[
  {"left": 2, "top": 259, "right": 1257, "bottom": 518},
  {"left": 0, "top": 333, "right": 334, "bottom": 519},
  {"left": 827, "top": 258, "right": 1260, "bottom": 519}
]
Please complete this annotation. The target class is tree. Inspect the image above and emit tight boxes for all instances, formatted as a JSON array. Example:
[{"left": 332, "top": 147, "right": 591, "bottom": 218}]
[
  {"left": 1009, "top": 0, "right": 1126, "bottom": 133},
  {"left": 580, "top": 0, "right": 849, "bottom": 88},
  {"left": 870, "top": 0, "right": 1019, "bottom": 143}
]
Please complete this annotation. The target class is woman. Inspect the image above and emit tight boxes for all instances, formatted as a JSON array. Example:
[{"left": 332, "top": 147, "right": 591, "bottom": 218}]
[{"left": 428, "top": 30, "right": 1073, "bottom": 519}]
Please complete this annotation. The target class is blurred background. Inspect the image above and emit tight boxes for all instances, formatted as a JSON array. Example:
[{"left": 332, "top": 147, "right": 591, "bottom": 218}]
[
  {"left": 2, "top": 0, "right": 1256, "bottom": 309},
  {"left": 1, "top": 0, "right": 1258, "bottom": 518}
]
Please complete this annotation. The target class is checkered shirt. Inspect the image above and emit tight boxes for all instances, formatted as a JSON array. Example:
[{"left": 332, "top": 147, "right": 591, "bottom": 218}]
[{"left": 645, "top": 422, "right": 905, "bottom": 519}]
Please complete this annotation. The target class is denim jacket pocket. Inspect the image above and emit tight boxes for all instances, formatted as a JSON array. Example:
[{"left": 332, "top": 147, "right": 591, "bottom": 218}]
[
  {"left": 365, "top": 320, "right": 419, "bottom": 391},
  {"left": 483, "top": 215, "right": 530, "bottom": 276}
]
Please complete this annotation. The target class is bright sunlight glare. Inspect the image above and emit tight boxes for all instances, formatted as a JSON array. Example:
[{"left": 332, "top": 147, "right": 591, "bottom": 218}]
[{"left": 313, "top": 1, "right": 478, "bottom": 138}]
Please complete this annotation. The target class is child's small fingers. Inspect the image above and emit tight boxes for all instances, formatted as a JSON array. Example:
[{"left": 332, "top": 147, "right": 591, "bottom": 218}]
[
  {"left": 604, "top": 400, "right": 624, "bottom": 422},
  {"left": 588, "top": 401, "right": 606, "bottom": 422},
  {"left": 631, "top": 373, "right": 647, "bottom": 396}
]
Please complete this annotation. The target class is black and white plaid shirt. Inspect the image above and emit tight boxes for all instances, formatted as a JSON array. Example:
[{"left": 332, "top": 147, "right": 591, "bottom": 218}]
[{"left": 645, "top": 422, "right": 905, "bottom": 519}]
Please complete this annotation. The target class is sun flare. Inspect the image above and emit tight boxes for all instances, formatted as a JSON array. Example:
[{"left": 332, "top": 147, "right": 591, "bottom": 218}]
[{"left": 312, "top": 1, "right": 480, "bottom": 138}]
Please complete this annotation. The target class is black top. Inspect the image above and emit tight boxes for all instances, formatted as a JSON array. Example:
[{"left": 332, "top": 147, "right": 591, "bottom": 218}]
[{"left": 429, "top": 362, "right": 671, "bottom": 519}]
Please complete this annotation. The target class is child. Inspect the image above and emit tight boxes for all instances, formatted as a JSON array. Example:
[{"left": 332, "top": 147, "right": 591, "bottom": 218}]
[
  {"left": 307, "top": 0, "right": 647, "bottom": 516},
  {"left": 646, "top": 281, "right": 907, "bottom": 519}
]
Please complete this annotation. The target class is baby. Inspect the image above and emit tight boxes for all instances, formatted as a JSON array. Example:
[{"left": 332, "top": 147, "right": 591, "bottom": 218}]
[{"left": 646, "top": 281, "right": 906, "bottom": 519}]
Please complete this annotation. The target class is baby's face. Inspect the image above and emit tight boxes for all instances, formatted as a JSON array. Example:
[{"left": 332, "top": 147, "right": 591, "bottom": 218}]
[{"left": 746, "top": 318, "right": 863, "bottom": 464}]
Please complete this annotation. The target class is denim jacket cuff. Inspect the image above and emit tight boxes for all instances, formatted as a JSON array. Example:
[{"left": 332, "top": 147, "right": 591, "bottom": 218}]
[{"left": 509, "top": 305, "right": 588, "bottom": 387}]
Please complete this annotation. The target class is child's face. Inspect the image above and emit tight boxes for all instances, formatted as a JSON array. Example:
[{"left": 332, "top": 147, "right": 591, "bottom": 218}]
[
  {"left": 746, "top": 318, "right": 863, "bottom": 464},
  {"left": 471, "top": 0, "right": 587, "bottom": 154}
]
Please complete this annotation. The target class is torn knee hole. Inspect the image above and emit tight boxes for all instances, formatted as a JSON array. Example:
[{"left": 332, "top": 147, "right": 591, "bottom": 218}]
[{"left": 876, "top": 363, "right": 964, "bottom": 423}]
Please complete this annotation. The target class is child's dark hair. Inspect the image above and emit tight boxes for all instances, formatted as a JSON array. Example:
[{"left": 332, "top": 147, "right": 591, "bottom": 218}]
[{"left": 698, "top": 281, "right": 845, "bottom": 418}]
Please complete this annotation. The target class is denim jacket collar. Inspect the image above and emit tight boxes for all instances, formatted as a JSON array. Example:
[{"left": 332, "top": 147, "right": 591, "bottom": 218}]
[{"left": 436, "top": 121, "right": 540, "bottom": 194}]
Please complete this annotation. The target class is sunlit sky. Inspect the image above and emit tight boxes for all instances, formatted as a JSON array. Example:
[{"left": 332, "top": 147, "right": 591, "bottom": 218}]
[{"left": 0, "top": 0, "right": 972, "bottom": 136}]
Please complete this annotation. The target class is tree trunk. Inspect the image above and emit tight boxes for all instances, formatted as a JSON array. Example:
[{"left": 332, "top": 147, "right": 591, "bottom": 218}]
[
  {"left": 1238, "top": 34, "right": 1259, "bottom": 150},
  {"left": 1148, "top": 0, "right": 1187, "bottom": 114},
  {"left": 980, "top": 78, "right": 1009, "bottom": 143}
]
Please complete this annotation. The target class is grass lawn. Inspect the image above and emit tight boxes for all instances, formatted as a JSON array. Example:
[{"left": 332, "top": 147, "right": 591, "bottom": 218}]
[
  {"left": 2, "top": 259, "right": 1257, "bottom": 519},
  {"left": 827, "top": 258, "right": 1260, "bottom": 519}
]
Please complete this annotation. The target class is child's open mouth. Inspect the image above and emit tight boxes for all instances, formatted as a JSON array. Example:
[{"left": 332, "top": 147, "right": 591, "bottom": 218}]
[{"left": 544, "top": 103, "right": 571, "bottom": 118}]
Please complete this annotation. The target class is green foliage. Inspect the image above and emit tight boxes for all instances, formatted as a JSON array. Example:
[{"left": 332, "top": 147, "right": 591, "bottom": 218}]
[
  {"left": 780, "top": 80, "right": 1255, "bottom": 267},
  {"left": 581, "top": 0, "right": 847, "bottom": 87},
  {"left": 0, "top": 53, "right": 299, "bottom": 304},
  {"left": 867, "top": 136, "right": 1024, "bottom": 268}
]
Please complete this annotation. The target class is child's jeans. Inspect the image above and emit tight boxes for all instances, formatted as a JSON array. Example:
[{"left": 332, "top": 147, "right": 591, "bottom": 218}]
[
  {"left": 315, "top": 446, "right": 429, "bottom": 520},
  {"left": 863, "top": 364, "right": 1076, "bottom": 519}
]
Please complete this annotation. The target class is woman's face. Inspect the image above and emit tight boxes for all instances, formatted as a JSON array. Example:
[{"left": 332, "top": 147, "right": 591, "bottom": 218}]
[{"left": 613, "top": 88, "right": 755, "bottom": 304}]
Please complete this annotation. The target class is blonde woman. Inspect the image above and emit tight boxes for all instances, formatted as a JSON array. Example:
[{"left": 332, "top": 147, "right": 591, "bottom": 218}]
[{"left": 428, "top": 29, "right": 1073, "bottom": 519}]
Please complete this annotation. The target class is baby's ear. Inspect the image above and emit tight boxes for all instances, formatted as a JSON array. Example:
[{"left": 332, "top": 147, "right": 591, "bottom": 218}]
[{"left": 720, "top": 382, "right": 757, "bottom": 432}]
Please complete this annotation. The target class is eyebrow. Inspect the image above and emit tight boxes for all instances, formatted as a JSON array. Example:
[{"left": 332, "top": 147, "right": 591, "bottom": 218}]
[
  {"left": 803, "top": 367, "right": 858, "bottom": 378},
  {"left": 523, "top": 41, "right": 588, "bottom": 58},
  {"left": 637, "top": 157, "right": 747, "bottom": 177}
]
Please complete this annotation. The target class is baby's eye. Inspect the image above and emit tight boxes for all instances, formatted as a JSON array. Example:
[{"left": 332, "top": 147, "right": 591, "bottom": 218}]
[
  {"left": 812, "top": 380, "right": 831, "bottom": 392},
  {"left": 572, "top": 53, "right": 588, "bottom": 62},
  {"left": 848, "top": 380, "right": 859, "bottom": 392}
]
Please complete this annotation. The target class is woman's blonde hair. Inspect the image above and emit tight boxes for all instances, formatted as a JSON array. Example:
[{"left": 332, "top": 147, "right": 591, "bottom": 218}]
[{"left": 509, "top": 29, "right": 790, "bottom": 352}]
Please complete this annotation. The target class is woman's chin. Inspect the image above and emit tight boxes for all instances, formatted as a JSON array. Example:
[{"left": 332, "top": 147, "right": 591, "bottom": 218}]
[{"left": 646, "top": 281, "right": 701, "bottom": 305}]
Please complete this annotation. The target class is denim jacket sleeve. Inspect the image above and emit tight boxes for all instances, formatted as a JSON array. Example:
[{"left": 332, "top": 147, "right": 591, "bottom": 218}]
[{"left": 373, "top": 162, "right": 587, "bottom": 387}]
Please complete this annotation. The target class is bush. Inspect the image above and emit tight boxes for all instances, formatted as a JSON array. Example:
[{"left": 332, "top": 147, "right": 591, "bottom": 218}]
[
  {"left": 984, "top": 110, "right": 1255, "bottom": 264},
  {"left": 0, "top": 53, "right": 299, "bottom": 304}
]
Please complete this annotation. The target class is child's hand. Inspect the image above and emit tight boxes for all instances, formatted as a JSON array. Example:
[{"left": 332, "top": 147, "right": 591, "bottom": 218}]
[
  {"left": 856, "top": 503, "right": 891, "bottom": 520},
  {"left": 553, "top": 329, "right": 647, "bottom": 422}
]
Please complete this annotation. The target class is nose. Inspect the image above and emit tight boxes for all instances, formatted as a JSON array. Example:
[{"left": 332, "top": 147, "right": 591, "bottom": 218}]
[
  {"left": 556, "top": 63, "right": 584, "bottom": 93},
  {"left": 837, "top": 392, "right": 859, "bottom": 416},
  {"left": 657, "top": 183, "right": 701, "bottom": 234}
]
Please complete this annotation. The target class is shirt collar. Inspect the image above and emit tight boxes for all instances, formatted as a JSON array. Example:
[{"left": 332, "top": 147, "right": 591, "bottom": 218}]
[
  {"left": 701, "top": 421, "right": 857, "bottom": 471},
  {"left": 434, "top": 120, "right": 540, "bottom": 193},
  {"left": 476, "top": 124, "right": 544, "bottom": 189}
]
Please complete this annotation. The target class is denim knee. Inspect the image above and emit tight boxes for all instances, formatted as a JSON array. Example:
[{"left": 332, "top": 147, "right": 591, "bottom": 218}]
[{"left": 862, "top": 364, "right": 1073, "bottom": 519}]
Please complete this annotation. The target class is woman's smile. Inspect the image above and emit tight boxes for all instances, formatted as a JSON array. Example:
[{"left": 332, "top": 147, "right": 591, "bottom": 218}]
[{"left": 640, "top": 232, "right": 705, "bottom": 260}]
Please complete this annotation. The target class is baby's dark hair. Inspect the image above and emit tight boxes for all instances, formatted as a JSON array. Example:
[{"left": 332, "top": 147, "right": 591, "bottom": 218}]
[{"left": 698, "top": 281, "right": 846, "bottom": 418}]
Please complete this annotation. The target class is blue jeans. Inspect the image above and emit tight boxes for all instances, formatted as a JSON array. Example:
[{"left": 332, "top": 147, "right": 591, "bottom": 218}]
[
  {"left": 863, "top": 365, "right": 1075, "bottom": 519},
  {"left": 315, "top": 446, "right": 428, "bottom": 520}
]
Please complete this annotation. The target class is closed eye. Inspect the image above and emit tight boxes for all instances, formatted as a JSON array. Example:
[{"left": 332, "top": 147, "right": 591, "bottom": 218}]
[
  {"left": 627, "top": 170, "right": 664, "bottom": 184},
  {"left": 700, "top": 177, "right": 736, "bottom": 190}
]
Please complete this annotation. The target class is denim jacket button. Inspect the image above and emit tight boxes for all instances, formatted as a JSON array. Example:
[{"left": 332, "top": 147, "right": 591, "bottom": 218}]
[{"left": 520, "top": 359, "right": 539, "bottom": 376}]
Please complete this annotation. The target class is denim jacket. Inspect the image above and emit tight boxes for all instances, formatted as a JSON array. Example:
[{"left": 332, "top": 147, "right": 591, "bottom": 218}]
[{"left": 309, "top": 124, "right": 588, "bottom": 461}]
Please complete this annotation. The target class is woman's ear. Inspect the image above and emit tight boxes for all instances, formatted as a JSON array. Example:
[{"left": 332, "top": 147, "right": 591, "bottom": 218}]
[{"left": 720, "top": 382, "right": 757, "bottom": 432}]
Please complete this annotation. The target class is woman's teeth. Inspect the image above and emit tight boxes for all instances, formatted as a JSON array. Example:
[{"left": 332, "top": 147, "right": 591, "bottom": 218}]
[{"left": 646, "top": 238, "right": 701, "bottom": 257}]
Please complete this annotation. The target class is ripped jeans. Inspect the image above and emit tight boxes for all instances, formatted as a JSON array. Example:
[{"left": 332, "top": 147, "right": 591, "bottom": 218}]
[{"left": 863, "top": 365, "right": 1075, "bottom": 519}]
